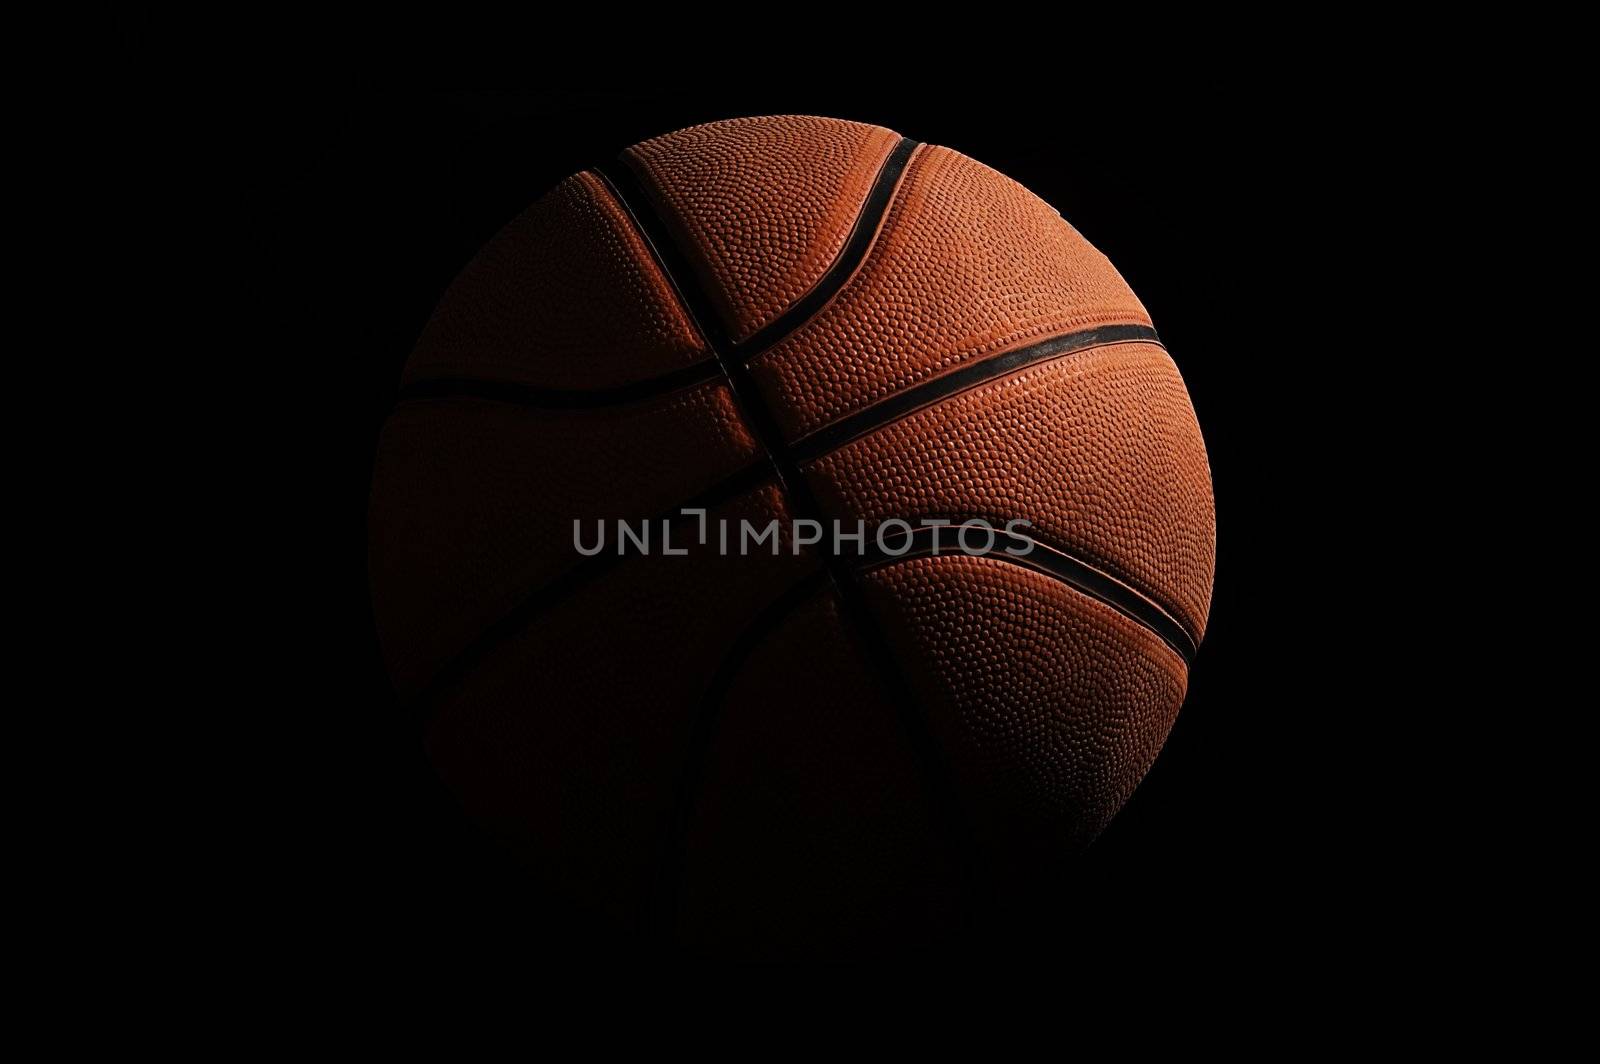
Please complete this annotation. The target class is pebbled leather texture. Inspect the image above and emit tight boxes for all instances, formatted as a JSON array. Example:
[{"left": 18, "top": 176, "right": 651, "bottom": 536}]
[
  {"left": 369, "top": 115, "right": 1217, "bottom": 948},
  {"left": 862, "top": 554, "right": 1189, "bottom": 858},
  {"left": 805, "top": 340, "right": 1214, "bottom": 640},
  {"left": 425, "top": 485, "right": 816, "bottom": 924},
  {"left": 369, "top": 381, "right": 757, "bottom": 695},
  {"left": 748, "top": 143, "right": 1152, "bottom": 440},
  {"left": 402, "top": 172, "right": 708, "bottom": 390},
  {"left": 625, "top": 116, "right": 902, "bottom": 344},
  {"left": 675, "top": 586, "right": 956, "bottom": 956}
]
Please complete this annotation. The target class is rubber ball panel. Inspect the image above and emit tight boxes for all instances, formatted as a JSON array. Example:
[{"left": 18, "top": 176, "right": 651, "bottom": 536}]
[
  {"left": 368, "top": 382, "right": 758, "bottom": 695},
  {"left": 371, "top": 115, "right": 1220, "bottom": 950},
  {"left": 750, "top": 144, "right": 1153, "bottom": 439},
  {"left": 425, "top": 486, "right": 817, "bottom": 925},
  {"left": 675, "top": 587, "right": 957, "bottom": 956},
  {"left": 402, "top": 172, "right": 708, "bottom": 390},
  {"left": 807, "top": 341, "right": 1214, "bottom": 639},
  {"left": 862, "top": 554, "right": 1188, "bottom": 856},
  {"left": 624, "top": 116, "right": 902, "bottom": 343}
]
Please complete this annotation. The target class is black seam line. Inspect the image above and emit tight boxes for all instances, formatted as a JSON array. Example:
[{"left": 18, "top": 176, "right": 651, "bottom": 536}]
[
  {"left": 645, "top": 569, "right": 829, "bottom": 938},
  {"left": 597, "top": 141, "right": 982, "bottom": 920},
  {"left": 401, "top": 137, "right": 907, "bottom": 712},
  {"left": 734, "top": 137, "right": 918, "bottom": 356},
  {"left": 792, "top": 323, "right": 1162, "bottom": 464},
  {"left": 594, "top": 162, "right": 801, "bottom": 501},
  {"left": 595, "top": 137, "right": 918, "bottom": 364},
  {"left": 592, "top": 163, "right": 736, "bottom": 356},
  {"left": 405, "top": 460, "right": 774, "bottom": 717},
  {"left": 858, "top": 523, "right": 1197, "bottom": 665},
  {"left": 396, "top": 361, "right": 723, "bottom": 410},
  {"left": 404, "top": 139, "right": 910, "bottom": 714}
]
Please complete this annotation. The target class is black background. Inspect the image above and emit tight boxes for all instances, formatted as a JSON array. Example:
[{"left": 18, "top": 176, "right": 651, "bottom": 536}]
[{"left": 296, "top": 89, "right": 1392, "bottom": 959}]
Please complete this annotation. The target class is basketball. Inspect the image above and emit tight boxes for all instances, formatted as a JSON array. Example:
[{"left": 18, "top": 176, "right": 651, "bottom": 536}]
[{"left": 368, "top": 115, "right": 1216, "bottom": 952}]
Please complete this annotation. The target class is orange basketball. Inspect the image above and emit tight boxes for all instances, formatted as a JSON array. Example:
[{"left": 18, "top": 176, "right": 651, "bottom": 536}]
[{"left": 369, "top": 116, "right": 1216, "bottom": 952}]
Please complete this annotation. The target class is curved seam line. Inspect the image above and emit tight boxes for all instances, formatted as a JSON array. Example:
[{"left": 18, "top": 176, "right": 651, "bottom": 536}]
[
  {"left": 792, "top": 323, "right": 1163, "bottom": 463},
  {"left": 403, "top": 139, "right": 918, "bottom": 712},
  {"left": 862, "top": 519, "right": 1199, "bottom": 652},
  {"left": 596, "top": 139, "right": 982, "bottom": 921},
  {"left": 727, "top": 139, "right": 920, "bottom": 358},
  {"left": 741, "top": 140, "right": 927, "bottom": 373},
  {"left": 855, "top": 523, "right": 1197, "bottom": 664},
  {"left": 404, "top": 460, "right": 773, "bottom": 716},
  {"left": 597, "top": 139, "right": 917, "bottom": 362},
  {"left": 614, "top": 138, "right": 918, "bottom": 361},
  {"left": 646, "top": 569, "right": 829, "bottom": 937},
  {"left": 620, "top": 133, "right": 900, "bottom": 349},
  {"left": 592, "top": 165, "right": 735, "bottom": 357}
]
